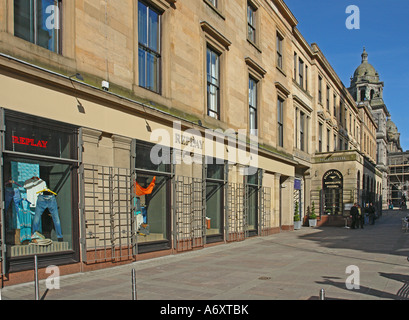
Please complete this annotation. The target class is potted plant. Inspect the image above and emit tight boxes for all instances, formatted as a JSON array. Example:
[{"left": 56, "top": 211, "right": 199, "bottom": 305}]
[
  {"left": 309, "top": 201, "right": 317, "bottom": 227},
  {"left": 294, "top": 201, "right": 301, "bottom": 230}
]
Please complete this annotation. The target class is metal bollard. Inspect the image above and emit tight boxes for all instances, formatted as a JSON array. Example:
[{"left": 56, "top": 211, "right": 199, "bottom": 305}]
[
  {"left": 34, "top": 255, "right": 39, "bottom": 300},
  {"left": 319, "top": 288, "right": 325, "bottom": 300},
  {"left": 131, "top": 269, "right": 137, "bottom": 300}
]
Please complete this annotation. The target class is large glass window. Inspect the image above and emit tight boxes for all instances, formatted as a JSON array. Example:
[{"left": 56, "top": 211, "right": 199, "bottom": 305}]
[
  {"left": 300, "top": 112, "right": 305, "bottom": 151},
  {"left": 207, "top": 46, "right": 220, "bottom": 119},
  {"left": 14, "top": 0, "right": 62, "bottom": 53},
  {"left": 134, "top": 141, "right": 171, "bottom": 250},
  {"left": 3, "top": 111, "right": 78, "bottom": 261},
  {"left": 249, "top": 77, "right": 257, "bottom": 136},
  {"left": 298, "top": 58, "right": 304, "bottom": 88},
  {"left": 277, "top": 96, "right": 284, "bottom": 147},
  {"left": 205, "top": 159, "right": 224, "bottom": 242},
  {"left": 247, "top": 2, "right": 256, "bottom": 43},
  {"left": 276, "top": 32, "right": 283, "bottom": 69},
  {"left": 138, "top": 1, "right": 161, "bottom": 93},
  {"left": 246, "top": 169, "right": 259, "bottom": 235},
  {"left": 4, "top": 157, "right": 74, "bottom": 257}
]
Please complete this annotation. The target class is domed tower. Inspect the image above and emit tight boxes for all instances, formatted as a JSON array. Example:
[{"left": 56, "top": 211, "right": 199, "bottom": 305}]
[
  {"left": 349, "top": 47, "right": 391, "bottom": 209},
  {"left": 349, "top": 47, "right": 384, "bottom": 103}
]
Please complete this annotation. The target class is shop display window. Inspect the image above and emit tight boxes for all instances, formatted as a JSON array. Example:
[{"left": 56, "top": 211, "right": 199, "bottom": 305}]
[
  {"left": 2, "top": 110, "right": 78, "bottom": 262},
  {"left": 134, "top": 174, "right": 169, "bottom": 244},
  {"left": 3, "top": 157, "right": 74, "bottom": 257},
  {"left": 205, "top": 160, "right": 225, "bottom": 240},
  {"left": 134, "top": 141, "right": 171, "bottom": 249},
  {"left": 246, "top": 168, "right": 259, "bottom": 233}
]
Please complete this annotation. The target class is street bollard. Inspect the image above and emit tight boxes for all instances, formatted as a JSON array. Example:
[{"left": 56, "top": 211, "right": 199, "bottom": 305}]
[
  {"left": 34, "top": 255, "right": 39, "bottom": 300},
  {"left": 319, "top": 288, "right": 325, "bottom": 300},
  {"left": 132, "top": 269, "right": 137, "bottom": 300}
]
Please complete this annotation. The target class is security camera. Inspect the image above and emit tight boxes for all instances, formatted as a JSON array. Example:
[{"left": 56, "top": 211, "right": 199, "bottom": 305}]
[{"left": 102, "top": 80, "right": 110, "bottom": 91}]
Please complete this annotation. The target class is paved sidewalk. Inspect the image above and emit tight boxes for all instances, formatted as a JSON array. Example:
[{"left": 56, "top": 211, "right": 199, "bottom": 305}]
[{"left": 1, "top": 210, "right": 409, "bottom": 300}]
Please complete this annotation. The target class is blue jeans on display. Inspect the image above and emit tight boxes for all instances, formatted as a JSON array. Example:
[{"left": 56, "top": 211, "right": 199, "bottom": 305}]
[
  {"left": 5, "top": 188, "right": 22, "bottom": 230},
  {"left": 32, "top": 195, "right": 63, "bottom": 239},
  {"left": 5, "top": 187, "right": 21, "bottom": 213}
]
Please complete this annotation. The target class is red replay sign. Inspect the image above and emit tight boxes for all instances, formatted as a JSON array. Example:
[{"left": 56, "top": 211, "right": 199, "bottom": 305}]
[{"left": 12, "top": 136, "right": 48, "bottom": 148}]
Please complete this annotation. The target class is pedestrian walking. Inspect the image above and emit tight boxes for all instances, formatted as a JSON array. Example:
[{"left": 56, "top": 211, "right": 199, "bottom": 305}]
[
  {"left": 364, "top": 203, "right": 370, "bottom": 224},
  {"left": 358, "top": 204, "right": 364, "bottom": 229},
  {"left": 368, "top": 202, "right": 376, "bottom": 225},
  {"left": 350, "top": 203, "right": 358, "bottom": 229}
]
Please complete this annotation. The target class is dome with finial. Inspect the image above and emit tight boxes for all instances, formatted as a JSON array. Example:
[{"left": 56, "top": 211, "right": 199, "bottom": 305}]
[{"left": 351, "top": 47, "right": 379, "bottom": 85}]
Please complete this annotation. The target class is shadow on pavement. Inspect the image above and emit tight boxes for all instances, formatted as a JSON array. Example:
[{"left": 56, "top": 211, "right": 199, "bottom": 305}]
[
  {"left": 314, "top": 273, "right": 409, "bottom": 300},
  {"left": 298, "top": 210, "right": 409, "bottom": 258}
]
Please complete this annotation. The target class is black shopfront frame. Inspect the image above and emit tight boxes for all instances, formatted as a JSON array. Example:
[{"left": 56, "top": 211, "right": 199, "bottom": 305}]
[{"left": 1, "top": 109, "right": 80, "bottom": 273}]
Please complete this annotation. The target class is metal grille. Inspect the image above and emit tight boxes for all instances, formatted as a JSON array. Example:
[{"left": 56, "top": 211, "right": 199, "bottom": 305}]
[
  {"left": 174, "top": 176, "right": 205, "bottom": 252},
  {"left": 80, "top": 164, "right": 136, "bottom": 264},
  {"left": 226, "top": 183, "right": 247, "bottom": 242},
  {"left": 260, "top": 187, "right": 272, "bottom": 236}
]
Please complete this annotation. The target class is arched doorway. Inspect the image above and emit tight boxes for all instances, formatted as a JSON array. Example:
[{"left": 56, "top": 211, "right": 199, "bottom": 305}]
[{"left": 323, "top": 169, "right": 343, "bottom": 215}]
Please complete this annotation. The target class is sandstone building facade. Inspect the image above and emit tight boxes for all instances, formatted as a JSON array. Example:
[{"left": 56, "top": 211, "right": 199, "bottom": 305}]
[{"left": 0, "top": 0, "right": 382, "bottom": 285}]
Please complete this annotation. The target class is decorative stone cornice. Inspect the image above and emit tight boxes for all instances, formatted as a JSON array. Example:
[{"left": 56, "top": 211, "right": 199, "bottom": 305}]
[{"left": 200, "top": 21, "right": 231, "bottom": 51}]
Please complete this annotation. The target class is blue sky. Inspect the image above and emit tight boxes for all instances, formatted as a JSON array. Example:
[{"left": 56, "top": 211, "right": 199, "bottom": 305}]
[{"left": 284, "top": 0, "right": 409, "bottom": 151}]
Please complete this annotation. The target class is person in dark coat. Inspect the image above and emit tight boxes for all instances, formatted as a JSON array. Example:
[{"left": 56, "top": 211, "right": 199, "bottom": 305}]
[
  {"left": 368, "top": 202, "right": 376, "bottom": 225},
  {"left": 350, "top": 203, "right": 358, "bottom": 229}
]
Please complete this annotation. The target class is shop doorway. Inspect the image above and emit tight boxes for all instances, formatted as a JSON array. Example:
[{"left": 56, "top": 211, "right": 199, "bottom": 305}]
[{"left": 323, "top": 169, "right": 343, "bottom": 215}]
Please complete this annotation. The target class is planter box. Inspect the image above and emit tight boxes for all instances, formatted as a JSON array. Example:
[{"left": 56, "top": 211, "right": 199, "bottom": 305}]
[
  {"left": 309, "top": 219, "right": 317, "bottom": 227},
  {"left": 294, "top": 221, "right": 302, "bottom": 230}
]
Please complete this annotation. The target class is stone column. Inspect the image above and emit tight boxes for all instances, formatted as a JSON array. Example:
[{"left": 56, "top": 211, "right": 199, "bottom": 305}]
[
  {"left": 112, "top": 135, "right": 132, "bottom": 169},
  {"left": 273, "top": 173, "right": 281, "bottom": 228},
  {"left": 81, "top": 128, "right": 102, "bottom": 166},
  {"left": 280, "top": 176, "right": 295, "bottom": 230}
]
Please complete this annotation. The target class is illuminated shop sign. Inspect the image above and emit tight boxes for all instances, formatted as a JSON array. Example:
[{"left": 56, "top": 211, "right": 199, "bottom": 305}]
[
  {"left": 5, "top": 111, "right": 78, "bottom": 160},
  {"left": 12, "top": 136, "right": 48, "bottom": 148}
]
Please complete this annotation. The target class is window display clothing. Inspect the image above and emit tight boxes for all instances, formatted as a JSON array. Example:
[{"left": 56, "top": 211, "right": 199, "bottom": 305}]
[
  {"left": 5, "top": 187, "right": 21, "bottom": 214},
  {"left": 5, "top": 187, "right": 22, "bottom": 230},
  {"left": 5, "top": 188, "right": 33, "bottom": 242},
  {"left": 32, "top": 194, "right": 63, "bottom": 240},
  {"left": 19, "top": 199, "right": 33, "bottom": 243},
  {"left": 134, "top": 176, "right": 156, "bottom": 196},
  {"left": 24, "top": 177, "right": 47, "bottom": 208}
]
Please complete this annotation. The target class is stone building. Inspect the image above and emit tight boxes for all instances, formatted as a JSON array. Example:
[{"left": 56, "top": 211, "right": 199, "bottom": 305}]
[
  {"left": 0, "top": 0, "right": 381, "bottom": 285},
  {"left": 348, "top": 48, "right": 389, "bottom": 209}
]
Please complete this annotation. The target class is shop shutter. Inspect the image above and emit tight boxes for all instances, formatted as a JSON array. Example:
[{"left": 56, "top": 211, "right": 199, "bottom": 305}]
[
  {"left": 174, "top": 176, "right": 206, "bottom": 252},
  {"left": 80, "top": 164, "right": 136, "bottom": 263}
]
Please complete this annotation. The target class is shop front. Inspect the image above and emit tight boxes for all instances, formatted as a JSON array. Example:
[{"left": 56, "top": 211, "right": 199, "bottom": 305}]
[
  {"left": 133, "top": 140, "right": 172, "bottom": 253},
  {"left": 310, "top": 150, "right": 382, "bottom": 226},
  {"left": 322, "top": 169, "right": 343, "bottom": 216},
  {"left": 1, "top": 109, "right": 79, "bottom": 274}
]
